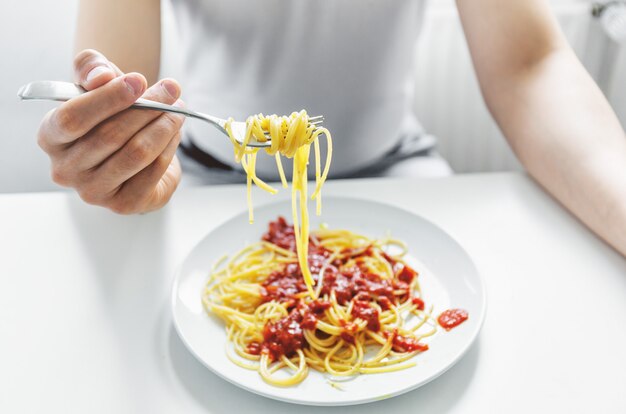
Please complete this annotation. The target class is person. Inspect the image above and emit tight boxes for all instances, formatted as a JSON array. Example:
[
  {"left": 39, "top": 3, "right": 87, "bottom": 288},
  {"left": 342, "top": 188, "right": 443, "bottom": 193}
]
[{"left": 36, "top": 0, "right": 626, "bottom": 257}]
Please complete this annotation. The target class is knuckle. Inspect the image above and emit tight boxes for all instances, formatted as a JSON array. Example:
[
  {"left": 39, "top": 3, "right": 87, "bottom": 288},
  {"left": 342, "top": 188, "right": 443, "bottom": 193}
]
[
  {"left": 124, "top": 140, "right": 152, "bottom": 164},
  {"left": 78, "top": 185, "right": 105, "bottom": 206},
  {"left": 75, "top": 168, "right": 94, "bottom": 186},
  {"left": 50, "top": 164, "right": 71, "bottom": 187},
  {"left": 53, "top": 107, "right": 80, "bottom": 136},
  {"left": 85, "top": 79, "right": 136, "bottom": 112},
  {"left": 73, "top": 49, "right": 100, "bottom": 71},
  {"left": 78, "top": 191, "right": 98, "bottom": 206},
  {"left": 156, "top": 150, "right": 174, "bottom": 169},
  {"left": 93, "top": 121, "right": 129, "bottom": 151},
  {"left": 112, "top": 82, "right": 138, "bottom": 106},
  {"left": 163, "top": 113, "right": 185, "bottom": 131},
  {"left": 108, "top": 197, "right": 136, "bottom": 215},
  {"left": 155, "top": 113, "right": 183, "bottom": 135}
]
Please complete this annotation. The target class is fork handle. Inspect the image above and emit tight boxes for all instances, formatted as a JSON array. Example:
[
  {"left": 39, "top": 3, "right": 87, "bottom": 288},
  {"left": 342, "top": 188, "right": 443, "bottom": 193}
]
[{"left": 17, "top": 80, "right": 214, "bottom": 122}]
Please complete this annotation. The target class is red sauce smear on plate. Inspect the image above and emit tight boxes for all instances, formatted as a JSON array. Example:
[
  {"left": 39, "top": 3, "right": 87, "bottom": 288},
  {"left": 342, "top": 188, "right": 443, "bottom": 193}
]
[{"left": 438, "top": 308, "right": 469, "bottom": 331}]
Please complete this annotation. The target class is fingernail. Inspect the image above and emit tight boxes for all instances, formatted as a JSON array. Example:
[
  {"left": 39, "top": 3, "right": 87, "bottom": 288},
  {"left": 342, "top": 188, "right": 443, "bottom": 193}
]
[
  {"left": 161, "top": 80, "right": 180, "bottom": 98},
  {"left": 124, "top": 75, "right": 144, "bottom": 96},
  {"left": 85, "top": 66, "right": 111, "bottom": 83},
  {"left": 173, "top": 99, "right": 185, "bottom": 108}
]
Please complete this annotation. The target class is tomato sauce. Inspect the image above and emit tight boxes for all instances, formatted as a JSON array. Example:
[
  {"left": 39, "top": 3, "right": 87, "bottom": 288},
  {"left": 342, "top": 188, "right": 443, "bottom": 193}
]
[
  {"left": 393, "top": 334, "right": 429, "bottom": 353},
  {"left": 262, "top": 311, "right": 305, "bottom": 360},
  {"left": 339, "top": 320, "right": 358, "bottom": 344},
  {"left": 318, "top": 267, "right": 411, "bottom": 306},
  {"left": 262, "top": 269, "right": 306, "bottom": 305},
  {"left": 262, "top": 216, "right": 297, "bottom": 251},
  {"left": 438, "top": 308, "right": 469, "bottom": 331},
  {"left": 398, "top": 265, "right": 417, "bottom": 284},
  {"left": 411, "top": 297, "right": 425, "bottom": 310},
  {"left": 378, "top": 296, "right": 392, "bottom": 311},
  {"left": 300, "top": 300, "right": 331, "bottom": 330},
  {"left": 252, "top": 300, "right": 331, "bottom": 359},
  {"left": 340, "top": 332, "right": 356, "bottom": 344},
  {"left": 246, "top": 342, "right": 262, "bottom": 356},
  {"left": 351, "top": 300, "right": 380, "bottom": 331}
]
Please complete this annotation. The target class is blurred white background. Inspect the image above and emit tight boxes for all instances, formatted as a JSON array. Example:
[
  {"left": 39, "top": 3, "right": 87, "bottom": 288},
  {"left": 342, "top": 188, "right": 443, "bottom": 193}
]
[{"left": 0, "top": 0, "right": 624, "bottom": 193}]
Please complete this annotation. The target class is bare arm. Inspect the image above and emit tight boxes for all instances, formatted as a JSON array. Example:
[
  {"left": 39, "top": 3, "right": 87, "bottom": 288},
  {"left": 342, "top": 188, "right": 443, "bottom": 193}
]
[
  {"left": 457, "top": 0, "right": 626, "bottom": 256},
  {"left": 75, "top": 0, "right": 161, "bottom": 84}
]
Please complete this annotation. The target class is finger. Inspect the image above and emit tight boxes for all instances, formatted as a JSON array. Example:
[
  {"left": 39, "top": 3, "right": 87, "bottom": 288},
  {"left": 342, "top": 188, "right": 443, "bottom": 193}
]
[
  {"left": 88, "top": 107, "right": 186, "bottom": 193},
  {"left": 37, "top": 108, "right": 62, "bottom": 154},
  {"left": 63, "top": 79, "right": 182, "bottom": 170},
  {"left": 147, "top": 154, "right": 182, "bottom": 212},
  {"left": 74, "top": 49, "right": 124, "bottom": 90},
  {"left": 110, "top": 134, "right": 182, "bottom": 214},
  {"left": 44, "top": 73, "right": 147, "bottom": 147}
]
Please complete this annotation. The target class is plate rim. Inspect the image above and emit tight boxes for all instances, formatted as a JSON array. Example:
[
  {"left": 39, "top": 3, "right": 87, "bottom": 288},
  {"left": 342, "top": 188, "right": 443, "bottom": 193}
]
[{"left": 171, "top": 196, "right": 487, "bottom": 406}]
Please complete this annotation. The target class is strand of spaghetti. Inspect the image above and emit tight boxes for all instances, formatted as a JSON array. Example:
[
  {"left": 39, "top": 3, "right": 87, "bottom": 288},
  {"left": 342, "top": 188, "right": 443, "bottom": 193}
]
[
  {"left": 237, "top": 117, "right": 254, "bottom": 161},
  {"left": 260, "top": 241, "right": 296, "bottom": 257},
  {"left": 274, "top": 153, "right": 288, "bottom": 188},
  {"left": 310, "top": 128, "right": 332, "bottom": 200},
  {"left": 240, "top": 154, "right": 277, "bottom": 194},
  {"left": 314, "top": 252, "right": 337, "bottom": 299},
  {"left": 290, "top": 145, "right": 315, "bottom": 295},
  {"left": 268, "top": 115, "right": 282, "bottom": 155},
  {"left": 363, "top": 335, "right": 394, "bottom": 365},
  {"left": 245, "top": 154, "right": 253, "bottom": 223},
  {"left": 283, "top": 112, "right": 305, "bottom": 156},
  {"left": 303, "top": 331, "right": 336, "bottom": 353},
  {"left": 324, "top": 340, "right": 363, "bottom": 377},
  {"left": 223, "top": 117, "right": 242, "bottom": 152},
  {"left": 313, "top": 138, "right": 322, "bottom": 215},
  {"left": 298, "top": 148, "right": 313, "bottom": 293},
  {"left": 259, "top": 351, "right": 308, "bottom": 386},
  {"left": 359, "top": 362, "right": 417, "bottom": 374}
]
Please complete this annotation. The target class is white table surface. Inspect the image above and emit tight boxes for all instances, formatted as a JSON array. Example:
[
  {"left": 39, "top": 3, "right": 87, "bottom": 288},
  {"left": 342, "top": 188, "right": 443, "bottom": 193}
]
[{"left": 1, "top": 172, "right": 625, "bottom": 413}]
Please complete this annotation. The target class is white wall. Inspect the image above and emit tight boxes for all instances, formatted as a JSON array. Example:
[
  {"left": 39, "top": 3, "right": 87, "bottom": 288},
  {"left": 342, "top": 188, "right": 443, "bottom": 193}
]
[
  {"left": 414, "top": 0, "right": 624, "bottom": 173},
  {"left": 610, "top": 47, "right": 626, "bottom": 125},
  {"left": 0, "top": 0, "right": 178, "bottom": 194},
  {"left": 0, "top": 0, "right": 624, "bottom": 193},
  {"left": 0, "top": 1, "right": 78, "bottom": 193}
]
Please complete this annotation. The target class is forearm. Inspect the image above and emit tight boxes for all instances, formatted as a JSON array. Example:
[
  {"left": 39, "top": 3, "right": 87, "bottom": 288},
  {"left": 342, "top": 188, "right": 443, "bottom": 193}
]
[
  {"left": 75, "top": 0, "right": 161, "bottom": 84},
  {"left": 486, "top": 49, "right": 626, "bottom": 256},
  {"left": 457, "top": 0, "right": 626, "bottom": 256}
]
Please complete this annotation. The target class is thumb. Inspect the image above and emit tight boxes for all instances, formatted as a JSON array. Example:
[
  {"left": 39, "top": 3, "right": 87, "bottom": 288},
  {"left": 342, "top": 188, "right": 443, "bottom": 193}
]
[{"left": 73, "top": 49, "right": 124, "bottom": 91}]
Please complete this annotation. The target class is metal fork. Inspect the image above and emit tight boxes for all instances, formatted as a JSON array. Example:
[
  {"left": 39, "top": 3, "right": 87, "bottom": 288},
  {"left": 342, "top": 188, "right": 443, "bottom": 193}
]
[{"left": 17, "top": 81, "right": 324, "bottom": 148}]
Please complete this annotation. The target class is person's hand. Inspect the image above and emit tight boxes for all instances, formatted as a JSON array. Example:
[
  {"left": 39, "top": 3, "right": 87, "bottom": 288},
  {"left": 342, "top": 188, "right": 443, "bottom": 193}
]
[{"left": 37, "top": 49, "right": 186, "bottom": 214}]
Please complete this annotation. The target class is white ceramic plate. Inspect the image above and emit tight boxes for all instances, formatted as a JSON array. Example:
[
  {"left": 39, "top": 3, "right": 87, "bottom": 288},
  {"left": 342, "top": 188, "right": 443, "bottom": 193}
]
[{"left": 172, "top": 197, "right": 486, "bottom": 406}]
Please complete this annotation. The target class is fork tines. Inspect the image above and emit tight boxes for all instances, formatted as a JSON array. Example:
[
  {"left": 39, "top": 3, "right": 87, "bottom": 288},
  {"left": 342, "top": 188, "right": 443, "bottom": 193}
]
[{"left": 309, "top": 115, "right": 324, "bottom": 126}]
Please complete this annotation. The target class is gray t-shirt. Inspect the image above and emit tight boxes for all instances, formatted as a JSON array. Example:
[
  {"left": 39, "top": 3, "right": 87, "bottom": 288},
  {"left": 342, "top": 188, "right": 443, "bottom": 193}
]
[{"left": 171, "top": 0, "right": 430, "bottom": 179}]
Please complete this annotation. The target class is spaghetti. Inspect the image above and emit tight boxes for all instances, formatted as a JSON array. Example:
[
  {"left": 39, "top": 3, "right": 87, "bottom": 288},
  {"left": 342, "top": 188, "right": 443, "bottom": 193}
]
[
  {"left": 202, "top": 217, "right": 442, "bottom": 387},
  {"left": 224, "top": 110, "right": 332, "bottom": 297}
]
